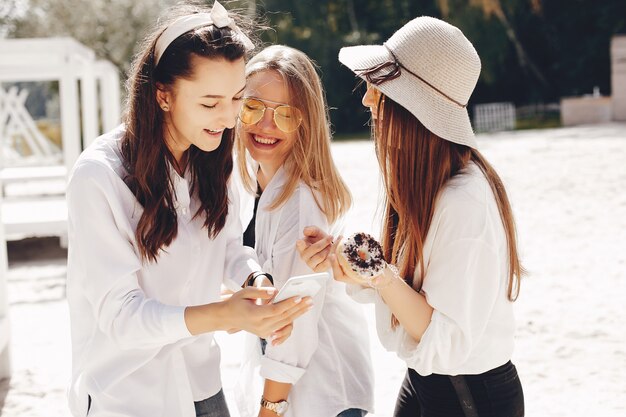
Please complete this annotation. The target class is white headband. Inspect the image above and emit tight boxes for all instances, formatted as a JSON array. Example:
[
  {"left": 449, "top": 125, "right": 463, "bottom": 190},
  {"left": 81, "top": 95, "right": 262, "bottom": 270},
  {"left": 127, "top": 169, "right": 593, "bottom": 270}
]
[{"left": 154, "top": 0, "right": 254, "bottom": 66}]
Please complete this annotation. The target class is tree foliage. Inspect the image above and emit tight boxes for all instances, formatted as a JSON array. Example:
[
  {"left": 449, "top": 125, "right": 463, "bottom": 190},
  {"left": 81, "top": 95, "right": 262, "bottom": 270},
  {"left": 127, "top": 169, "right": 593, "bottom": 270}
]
[
  {"left": 256, "top": 0, "right": 626, "bottom": 133},
  {"left": 2, "top": 0, "right": 625, "bottom": 133},
  {"left": 5, "top": 0, "right": 174, "bottom": 74}
]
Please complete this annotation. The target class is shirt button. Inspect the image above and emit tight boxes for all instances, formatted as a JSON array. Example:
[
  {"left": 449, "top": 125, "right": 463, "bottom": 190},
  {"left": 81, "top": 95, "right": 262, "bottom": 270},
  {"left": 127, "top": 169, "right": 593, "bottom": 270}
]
[{"left": 182, "top": 207, "right": 188, "bottom": 215}]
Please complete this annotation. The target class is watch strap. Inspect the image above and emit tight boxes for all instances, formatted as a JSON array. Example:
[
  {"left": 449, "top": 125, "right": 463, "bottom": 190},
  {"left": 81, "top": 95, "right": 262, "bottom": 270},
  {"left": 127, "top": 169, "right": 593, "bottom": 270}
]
[
  {"left": 246, "top": 271, "right": 274, "bottom": 287},
  {"left": 260, "top": 397, "right": 288, "bottom": 415}
]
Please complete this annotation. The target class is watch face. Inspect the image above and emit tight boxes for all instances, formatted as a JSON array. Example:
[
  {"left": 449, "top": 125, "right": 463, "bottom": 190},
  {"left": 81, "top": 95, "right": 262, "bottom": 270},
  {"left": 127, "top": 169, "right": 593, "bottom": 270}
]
[{"left": 276, "top": 401, "right": 289, "bottom": 414}]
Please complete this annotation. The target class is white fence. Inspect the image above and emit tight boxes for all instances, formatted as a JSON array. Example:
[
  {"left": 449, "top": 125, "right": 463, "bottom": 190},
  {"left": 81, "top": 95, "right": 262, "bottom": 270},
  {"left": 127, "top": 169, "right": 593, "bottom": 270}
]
[
  {"left": 473, "top": 102, "right": 516, "bottom": 133},
  {"left": 0, "top": 86, "right": 61, "bottom": 166},
  {"left": 0, "top": 37, "right": 122, "bottom": 378}
]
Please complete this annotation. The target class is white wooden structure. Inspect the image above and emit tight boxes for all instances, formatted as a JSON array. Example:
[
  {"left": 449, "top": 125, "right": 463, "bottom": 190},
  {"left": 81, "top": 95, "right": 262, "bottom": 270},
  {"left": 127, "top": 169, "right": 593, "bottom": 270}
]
[
  {"left": 473, "top": 102, "right": 516, "bottom": 133},
  {"left": 0, "top": 37, "right": 121, "bottom": 242},
  {"left": 611, "top": 35, "right": 626, "bottom": 121},
  {"left": 0, "top": 86, "right": 60, "bottom": 165},
  {"left": 0, "top": 188, "right": 9, "bottom": 379},
  {"left": 0, "top": 38, "right": 121, "bottom": 377}
]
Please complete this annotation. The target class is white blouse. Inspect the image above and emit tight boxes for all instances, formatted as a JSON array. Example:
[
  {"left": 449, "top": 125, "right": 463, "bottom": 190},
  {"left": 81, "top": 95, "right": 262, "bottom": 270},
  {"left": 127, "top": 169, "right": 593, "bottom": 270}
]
[
  {"left": 235, "top": 166, "right": 374, "bottom": 417},
  {"left": 66, "top": 127, "right": 261, "bottom": 417},
  {"left": 348, "top": 162, "right": 516, "bottom": 376}
]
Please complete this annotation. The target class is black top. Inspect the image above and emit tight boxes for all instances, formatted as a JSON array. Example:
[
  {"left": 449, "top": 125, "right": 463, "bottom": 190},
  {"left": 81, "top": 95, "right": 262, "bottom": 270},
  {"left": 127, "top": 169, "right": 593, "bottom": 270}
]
[{"left": 242, "top": 183, "right": 262, "bottom": 248}]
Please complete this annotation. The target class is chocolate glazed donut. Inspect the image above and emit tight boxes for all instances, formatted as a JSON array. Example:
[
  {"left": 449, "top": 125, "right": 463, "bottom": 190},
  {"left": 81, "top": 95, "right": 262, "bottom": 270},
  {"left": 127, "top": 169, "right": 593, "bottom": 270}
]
[{"left": 337, "top": 232, "right": 386, "bottom": 282}]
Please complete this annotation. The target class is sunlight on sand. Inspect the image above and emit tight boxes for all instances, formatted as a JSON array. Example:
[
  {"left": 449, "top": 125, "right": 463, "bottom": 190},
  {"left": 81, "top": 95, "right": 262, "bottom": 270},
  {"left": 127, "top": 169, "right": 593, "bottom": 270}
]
[{"left": 1, "top": 123, "right": 625, "bottom": 417}]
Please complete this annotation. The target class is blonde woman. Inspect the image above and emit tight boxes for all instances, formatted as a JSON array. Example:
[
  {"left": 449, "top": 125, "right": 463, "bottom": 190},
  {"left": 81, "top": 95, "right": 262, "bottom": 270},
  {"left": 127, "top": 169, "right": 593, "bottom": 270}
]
[
  {"left": 235, "top": 45, "right": 374, "bottom": 417},
  {"left": 298, "top": 17, "right": 525, "bottom": 417}
]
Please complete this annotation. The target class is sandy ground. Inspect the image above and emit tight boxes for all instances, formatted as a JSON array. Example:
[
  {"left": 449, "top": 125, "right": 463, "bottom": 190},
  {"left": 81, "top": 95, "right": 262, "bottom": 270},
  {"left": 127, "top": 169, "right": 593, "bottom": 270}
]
[{"left": 0, "top": 123, "right": 625, "bottom": 416}]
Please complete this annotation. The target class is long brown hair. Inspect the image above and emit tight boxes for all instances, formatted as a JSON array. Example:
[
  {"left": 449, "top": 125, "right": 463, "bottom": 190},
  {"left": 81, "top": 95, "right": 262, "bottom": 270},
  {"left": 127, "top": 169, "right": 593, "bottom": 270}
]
[
  {"left": 121, "top": 4, "right": 255, "bottom": 262},
  {"left": 376, "top": 96, "right": 523, "bottom": 303},
  {"left": 236, "top": 45, "right": 351, "bottom": 224}
]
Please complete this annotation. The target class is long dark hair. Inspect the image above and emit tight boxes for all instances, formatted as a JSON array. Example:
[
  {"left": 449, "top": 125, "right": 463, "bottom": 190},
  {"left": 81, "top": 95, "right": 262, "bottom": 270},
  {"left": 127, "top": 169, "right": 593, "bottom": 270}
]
[
  {"left": 121, "top": 4, "right": 255, "bottom": 262},
  {"left": 375, "top": 97, "right": 523, "bottom": 306}
]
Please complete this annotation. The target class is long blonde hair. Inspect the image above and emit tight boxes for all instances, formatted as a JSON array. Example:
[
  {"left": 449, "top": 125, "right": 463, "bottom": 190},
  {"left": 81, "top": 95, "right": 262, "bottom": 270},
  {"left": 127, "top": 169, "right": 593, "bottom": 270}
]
[
  {"left": 236, "top": 45, "right": 351, "bottom": 224},
  {"left": 376, "top": 96, "right": 523, "bottom": 303}
]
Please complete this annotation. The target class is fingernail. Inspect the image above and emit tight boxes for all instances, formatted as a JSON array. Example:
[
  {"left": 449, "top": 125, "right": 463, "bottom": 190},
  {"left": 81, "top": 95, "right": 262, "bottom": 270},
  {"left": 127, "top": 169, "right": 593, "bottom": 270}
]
[
  {"left": 294, "top": 297, "right": 302, "bottom": 304},
  {"left": 266, "top": 289, "right": 276, "bottom": 295},
  {"left": 305, "top": 299, "right": 313, "bottom": 306}
]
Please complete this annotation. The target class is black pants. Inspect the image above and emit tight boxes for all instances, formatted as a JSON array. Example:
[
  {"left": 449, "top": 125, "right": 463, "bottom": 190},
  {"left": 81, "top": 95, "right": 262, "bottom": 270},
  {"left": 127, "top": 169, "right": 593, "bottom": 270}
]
[{"left": 394, "top": 361, "right": 524, "bottom": 417}]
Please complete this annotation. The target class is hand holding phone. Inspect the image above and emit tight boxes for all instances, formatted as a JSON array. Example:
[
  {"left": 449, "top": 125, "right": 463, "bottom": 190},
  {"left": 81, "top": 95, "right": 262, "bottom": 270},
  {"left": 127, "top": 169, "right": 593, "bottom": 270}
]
[{"left": 272, "top": 272, "right": 329, "bottom": 303}]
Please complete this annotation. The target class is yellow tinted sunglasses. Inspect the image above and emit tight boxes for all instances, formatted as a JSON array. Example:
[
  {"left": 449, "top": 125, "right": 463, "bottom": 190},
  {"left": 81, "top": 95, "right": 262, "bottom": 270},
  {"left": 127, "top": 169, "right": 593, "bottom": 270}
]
[{"left": 239, "top": 97, "right": 303, "bottom": 133}]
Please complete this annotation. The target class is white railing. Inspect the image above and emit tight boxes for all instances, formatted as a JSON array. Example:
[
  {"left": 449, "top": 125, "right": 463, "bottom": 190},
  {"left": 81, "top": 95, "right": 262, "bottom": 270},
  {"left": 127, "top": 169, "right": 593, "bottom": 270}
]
[
  {"left": 0, "top": 86, "right": 61, "bottom": 166},
  {"left": 473, "top": 102, "right": 516, "bottom": 133},
  {"left": 0, "top": 186, "right": 10, "bottom": 379}
]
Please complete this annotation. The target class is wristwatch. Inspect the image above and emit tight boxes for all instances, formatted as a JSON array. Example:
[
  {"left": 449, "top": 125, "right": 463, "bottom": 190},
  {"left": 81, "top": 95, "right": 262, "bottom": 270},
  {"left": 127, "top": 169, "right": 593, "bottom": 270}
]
[
  {"left": 260, "top": 397, "right": 289, "bottom": 416},
  {"left": 246, "top": 271, "right": 274, "bottom": 287}
]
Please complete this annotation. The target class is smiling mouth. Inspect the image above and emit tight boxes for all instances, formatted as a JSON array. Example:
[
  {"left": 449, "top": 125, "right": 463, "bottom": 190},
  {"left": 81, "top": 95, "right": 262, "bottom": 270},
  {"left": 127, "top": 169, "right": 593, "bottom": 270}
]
[
  {"left": 205, "top": 128, "right": 224, "bottom": 135},
  {"left": 253, "top": 134, "right": 278, "bottom": 145}
]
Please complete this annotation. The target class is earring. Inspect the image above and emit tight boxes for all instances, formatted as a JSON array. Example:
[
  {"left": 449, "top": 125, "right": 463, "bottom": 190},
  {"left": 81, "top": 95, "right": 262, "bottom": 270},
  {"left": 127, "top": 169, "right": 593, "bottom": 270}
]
[{"left": 162, "top": 105, "right": 169, "bottom": 111}]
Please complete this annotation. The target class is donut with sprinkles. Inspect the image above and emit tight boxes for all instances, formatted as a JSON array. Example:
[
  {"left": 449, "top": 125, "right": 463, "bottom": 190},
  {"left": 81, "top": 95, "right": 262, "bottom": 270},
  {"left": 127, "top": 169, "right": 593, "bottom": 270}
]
[{"left": 337, "top": 232, "right": 386, "bottom": 282}]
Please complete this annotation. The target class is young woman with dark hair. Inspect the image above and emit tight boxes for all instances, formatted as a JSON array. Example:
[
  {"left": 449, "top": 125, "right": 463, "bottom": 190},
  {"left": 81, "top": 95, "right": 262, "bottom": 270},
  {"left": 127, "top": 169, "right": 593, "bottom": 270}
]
[{"left": 65, "top": 3, "right": 311, "bottom": 417}]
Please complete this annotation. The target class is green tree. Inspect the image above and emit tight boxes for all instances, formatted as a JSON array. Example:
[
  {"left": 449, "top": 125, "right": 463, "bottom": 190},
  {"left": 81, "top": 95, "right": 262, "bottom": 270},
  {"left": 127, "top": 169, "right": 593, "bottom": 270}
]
[
  {"left": 256, "top": 0, "right": 440, "bottom": 135},
  {"left": 4, "top": 0, "right": 624, "bottom": 132},
  {"left": 438, "top": 0, "right": 626, "bottom": 104}
]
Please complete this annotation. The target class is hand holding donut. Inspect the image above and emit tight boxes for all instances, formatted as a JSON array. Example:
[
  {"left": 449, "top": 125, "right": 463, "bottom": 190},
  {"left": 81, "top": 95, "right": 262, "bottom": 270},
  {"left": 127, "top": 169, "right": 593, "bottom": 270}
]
[
  {"left": 297, "top": 228, "right": 398, "bottom": 288},
  {"left": 333, "top": 232, "right": 387, "bottom": 286}
]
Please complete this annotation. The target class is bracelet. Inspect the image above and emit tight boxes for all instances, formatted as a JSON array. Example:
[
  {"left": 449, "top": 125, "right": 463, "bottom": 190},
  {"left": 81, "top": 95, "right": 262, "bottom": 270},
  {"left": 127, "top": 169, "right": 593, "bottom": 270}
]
[
  {"left": 245, "top": 271, "right": 274, "bottom": 287},
  {"left": 368, "top": 264, "right": 400, "bottom": 290}
]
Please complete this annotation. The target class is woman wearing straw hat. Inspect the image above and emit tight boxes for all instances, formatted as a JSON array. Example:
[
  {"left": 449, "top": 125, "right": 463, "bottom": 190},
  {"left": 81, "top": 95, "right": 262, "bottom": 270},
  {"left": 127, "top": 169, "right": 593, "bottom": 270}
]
[
  {"left": 65, "top": 3, "right": 312, "bottom": 416},
  {"left": 297, "top": 16, "right": 525, "bottom": 417}
]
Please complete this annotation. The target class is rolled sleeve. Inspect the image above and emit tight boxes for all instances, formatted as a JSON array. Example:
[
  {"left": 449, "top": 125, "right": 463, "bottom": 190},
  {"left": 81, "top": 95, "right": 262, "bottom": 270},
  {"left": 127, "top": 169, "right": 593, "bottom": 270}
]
[
  {"left": 258, "top": 186, "right": 328, "bottom": 384},
  {"left": 345, "top": 283, "right": 376, "bottom": 304},
  {"left": 161, "top": 305, "right": 191, "bottom": 338},
  {"left": 107, "top": 287, "right": 192, "bottom": 350},
  {"left": 259, "top": 356, "right": 306, "bottom": 384},
  {"left": 260, "top": 238, "right": 324, "bottom": 384}
]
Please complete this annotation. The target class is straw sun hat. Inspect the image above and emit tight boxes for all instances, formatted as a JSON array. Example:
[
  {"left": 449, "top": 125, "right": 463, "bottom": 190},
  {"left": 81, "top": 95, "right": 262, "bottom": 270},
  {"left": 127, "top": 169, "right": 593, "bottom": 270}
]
[{"left": 338, "top": 16, "right": 481, "bottom": 149}]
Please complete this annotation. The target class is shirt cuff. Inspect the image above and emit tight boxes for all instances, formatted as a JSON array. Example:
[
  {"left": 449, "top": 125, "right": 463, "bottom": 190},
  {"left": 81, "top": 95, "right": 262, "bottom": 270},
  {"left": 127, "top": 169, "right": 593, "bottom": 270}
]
[
  {"left": 259, "top": 356, "right": 306, "bottom": 384},
  {"left": 399, "top": 310, "right": 454, "bottom": 376},
  {"left": 345, "top": 283, "right": 376, "bottom": 303},
  {"left": 233, "top": 256, "right": 263, "bottom": 287},
  {"left": 161, "top": 304, "right": 193, "bottom": 339}
]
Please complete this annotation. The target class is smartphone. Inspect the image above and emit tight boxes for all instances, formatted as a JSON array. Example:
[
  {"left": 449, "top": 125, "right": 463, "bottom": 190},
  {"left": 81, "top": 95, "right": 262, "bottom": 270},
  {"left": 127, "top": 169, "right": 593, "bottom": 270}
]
[{"left": 272, "top": 272, "right": 329, "bottom": 303}]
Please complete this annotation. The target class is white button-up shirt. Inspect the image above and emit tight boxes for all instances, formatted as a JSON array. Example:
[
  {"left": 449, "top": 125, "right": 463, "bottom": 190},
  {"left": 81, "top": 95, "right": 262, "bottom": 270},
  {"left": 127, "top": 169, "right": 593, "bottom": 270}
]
[
  {"left": 235, "top": 166, "right": 374, "bottom": 417},
  {"left": 66, "top": 127, "right": 260, "bottom": 417},
  {"left": 348, "top": 162, "right": 516, "bottom": 376}
]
